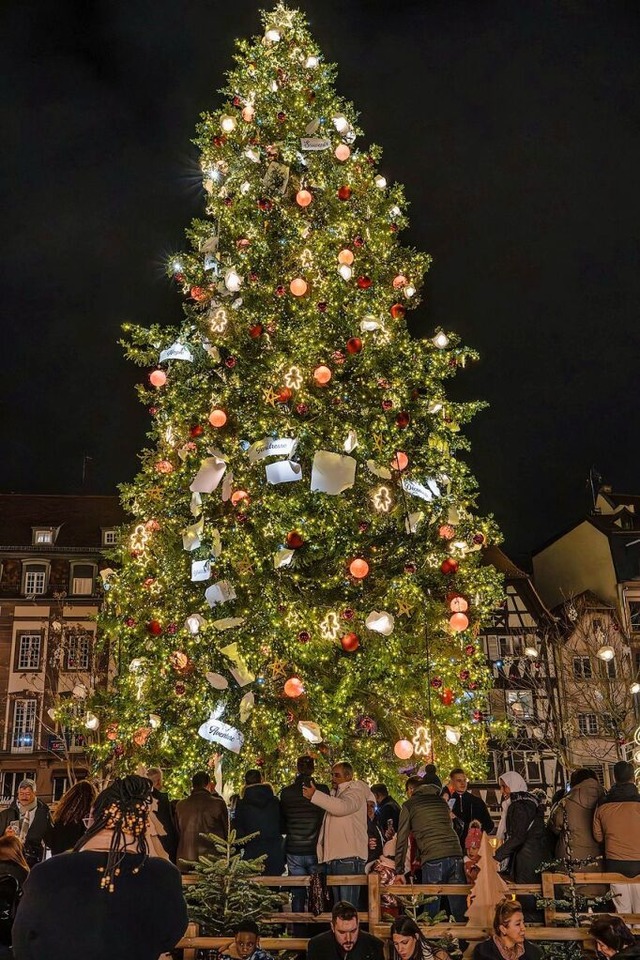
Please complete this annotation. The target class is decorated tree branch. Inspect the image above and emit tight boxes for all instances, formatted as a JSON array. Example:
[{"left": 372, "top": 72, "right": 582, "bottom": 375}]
[{"left": 90, "top": 3, "right": 503, "bottom": 792}]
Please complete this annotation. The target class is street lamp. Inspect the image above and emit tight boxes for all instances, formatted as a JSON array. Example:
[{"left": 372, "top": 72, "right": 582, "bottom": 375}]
[{"left": 596, "top": 645, "right": 615, "bottom": 662}]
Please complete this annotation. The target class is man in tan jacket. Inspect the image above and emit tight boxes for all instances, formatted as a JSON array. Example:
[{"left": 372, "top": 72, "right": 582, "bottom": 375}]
[
  {"left": 593, "top": 760, "right": 640, "bottom": 917},
  {"left": 303, "top": 761, "right": 374, "bottom": 907},
  {"left": 175, "top": 771, "right": 228, "bottom": 871}
]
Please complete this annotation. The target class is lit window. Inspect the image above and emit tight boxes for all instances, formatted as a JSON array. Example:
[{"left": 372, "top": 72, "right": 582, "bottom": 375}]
[
  {"left": 23, "top": 564, "right": 47, "bottom": 596},
  {"left": 17, "top": 634, "right": 41, "bottom": 671},
  {"left": 65, "top": 634, "right": 91, "bottom": 671},
  {"left": 573, "top": 656, "right": 592, "bottom": 679},
  {"left": 33, "top": 529, "right": 53, "bottom": 545},
  {"left": 70, "top": 563, "right": 95, "bottom": 596},
  {"left": 11, "top": 699, "right": 37, "bottom": 753}
]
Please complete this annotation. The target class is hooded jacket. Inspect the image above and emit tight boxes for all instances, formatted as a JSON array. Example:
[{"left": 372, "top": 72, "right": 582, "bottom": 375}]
[
  {"left": 593, "top": 781, "right": 640, "bottom": 875},
  {"left": 494, "top": 773, "right": 553, "bottom": 883},
  {"left": 234, "top": 783, "right": 285, "bottom": 875},
  {"left": 549, "top": 777, "right": 604, "bottom": 862},
  {"left": 395, "top": 783, "right": 462, "bottom": 872},
  {"left": 311, "top": 778, "right": 374, "bottom": 863}
]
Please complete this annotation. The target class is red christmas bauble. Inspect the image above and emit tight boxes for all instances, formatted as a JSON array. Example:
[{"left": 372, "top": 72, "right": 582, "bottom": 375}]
[
  {"left": 124, "top": 617, "right": 136, "bottom": 627},
  {"left": 297, "top": 630, "right": 310, "bottom": 643},
  {"left": 464, "top": 644, "right": 476, "bottom": 656},
  {"left": 275, "top": 284, "right": 285, "bottom": 296},
  {"left": 190, "top": 424, "right": 204, "bottom": 438},
  {"left": 296, "top": 403, "right": 309, "bottom": 415},
  {"left": 342, "top": 608, "right": 355, "bottom": 621},
  {"left": 255, "top": 757, "right": 265, "bottom": 767},
  {"left": 225, "top": 356, "right": 237, "bottom": 369},
  {"left": 258, "top": 198, "right": 272, "bottom": 211},
  {"left": 390, "top": 303, "right": 406, "bottom": 320},
  {"left": 337, "top": 185, "right": 352, "bottom": 201},
  {"left": 459, "top": 669, "right": 470, "bottom": 681},
  {"left": 277, "top": 387, "right": 293, "bottom": 403},
  {"left": 353, "top": 235, "right": 364, "bottom": 247},
  {"left": 396, "top": 411, "right": 410, "bottom": 428},
  {"left": 317, "top": 301, "right": 327, "bottom": 312},
  {"left": 147, "top": 620, "right": 162, "bottom": 636},
  {"left": 430, "top": 677, "right": 443, "bottom": 689},
  {"left": 173, "top": 272, "right": 184, "bottom": 283},
  {"left": 174, "top": 682, "right": 187, "bottom": 696},
  {"left": 382, "top": 399, "right": 393, "bottom": 411},
  {"left": 286, "top": 531, "right": 304, "bottom": 549},
  {"left": 473, "top": 532, "right": 486, "bottom": 545},
  {"left": 440, "top": 558, "right": 459, "bottom": 575},
  {"left": 341, "top": 632, "right": 360, "bottom": 652},
  {"left": 277, "top": 111, "right": 286, "bottom": 122},
  {"left": 249, "top": 324, "right": 263, "bottom": 339},
  {"left": 346, "top": 337, "right": 363, "bottom": 355},
  {"left": 441, "top": 688, "right": 455, "bottom": 706},
  {"left": 404, "top": 562, "right": 417, "bottom": 574},
  {"left": 357, "top": 276, "right": 372, "bottom": 290}
]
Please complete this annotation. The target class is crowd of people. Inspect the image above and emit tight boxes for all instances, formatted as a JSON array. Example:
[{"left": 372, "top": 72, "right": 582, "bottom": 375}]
[{"left": 0, "top": 755, "right": 637, "bottom": 959}]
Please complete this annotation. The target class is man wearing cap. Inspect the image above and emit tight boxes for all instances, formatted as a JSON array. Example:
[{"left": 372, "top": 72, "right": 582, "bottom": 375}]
[
  {"left": 394, "top": 769, "right": 465, "bottom": 920},
  {"left": 0, "top": 778, "right": 52, "bottom": 867}
]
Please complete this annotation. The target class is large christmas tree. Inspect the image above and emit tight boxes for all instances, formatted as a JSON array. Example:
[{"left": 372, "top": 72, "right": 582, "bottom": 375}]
[{"left": 92, "top": 4, "right": 503, "bottom": 793}]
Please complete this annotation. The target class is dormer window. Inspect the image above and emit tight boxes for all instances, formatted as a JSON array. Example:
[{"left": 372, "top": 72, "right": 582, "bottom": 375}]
[
  {"left": 33, "top": 528, "right": 55, "bottom": 545},
  {"left": 102, "top": 529, "right": 118, "bottom": 547}
]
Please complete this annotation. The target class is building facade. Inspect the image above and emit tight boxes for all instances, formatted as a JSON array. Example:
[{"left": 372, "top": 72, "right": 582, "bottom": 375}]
[{"left": 0, "top": 495, "right": 122, "bottom": 801}]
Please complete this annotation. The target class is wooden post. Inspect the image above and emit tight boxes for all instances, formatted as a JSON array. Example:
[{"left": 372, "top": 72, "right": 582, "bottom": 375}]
[
  {"left": 181, "top": 921, "right": 199, "bottom": 960},
  {"left": 368, "top": 871, "right": 381, "bottom": 929},
  {"left": 541, "top": 871, "right": 556, "bottom": 927}
]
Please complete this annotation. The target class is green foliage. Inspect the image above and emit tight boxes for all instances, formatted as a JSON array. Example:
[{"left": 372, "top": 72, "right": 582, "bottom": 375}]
[
  {"left": 183, "top": 830, "right": 287, "bottom": 936},
  {"left": 90, "top": 3, "right": 504, "bottom": 795}
]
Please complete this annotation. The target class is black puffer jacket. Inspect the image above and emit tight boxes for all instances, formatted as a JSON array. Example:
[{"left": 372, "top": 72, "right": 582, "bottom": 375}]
[
  {"left": 614, "top": 942, "right": 640, "bottom": 959},
  {"left": 234, "top": 783, "right": 285, "bottom": 875},
  {"left": 280, "top": 776, "right": 330, "bottom": 856},
  {"left": 494, "top": 793, "right": 553, "bottom": 883}
]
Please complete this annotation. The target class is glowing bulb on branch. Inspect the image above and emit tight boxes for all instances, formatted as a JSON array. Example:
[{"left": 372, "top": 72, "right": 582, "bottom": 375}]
[
  {"left": 338, "top": 249, "right": 354, "bottom": 265},
  {"left": 374, "top": 175, "right": 387, "bottom": 189},
  {"left": 394, "top": 739, "right": 414, "bottom": 760},
  {"left": 220, "top": 115, "right": 237, "bottom": 133},
  {"left": 296, "top": 189, "right": 312, "bottom": 207},
  {"left": 433, "top": 331, "right": 450, "bottom": 349},
  {"left": 149, "top": 369, "right": 167, "bottom": 387},
  {"left": 290, "top": 278, "right": 308, "bottom": 297}
]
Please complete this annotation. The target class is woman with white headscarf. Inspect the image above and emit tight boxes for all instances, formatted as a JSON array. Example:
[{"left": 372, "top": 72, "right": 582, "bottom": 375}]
[{"left": 493, "top": 772, "right": 553, "bottom": 890}]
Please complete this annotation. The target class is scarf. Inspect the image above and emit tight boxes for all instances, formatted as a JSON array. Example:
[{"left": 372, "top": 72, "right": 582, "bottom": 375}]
[
  {"left": 496, "top": 772, "right": 528, "bottom": 840},
  {"left": 16, "top": 797, "right": 38, "bottom": 842},
  {"left": 491, "top": 935, "right": 524, "bottom": 960}
]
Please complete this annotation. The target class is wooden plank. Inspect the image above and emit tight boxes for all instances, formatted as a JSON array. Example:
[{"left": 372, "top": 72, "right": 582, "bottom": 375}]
[
  {"left": 548, "top": 872, "right": 640, "bottom": 884},
  {"left": 180, "top": 922, "right": 199, "bottom": 960},
  {"left": 368, "top": 871, "right": 381, "bottom": 929},
  {"left": 541, "top": 870, "right": 556, "bottom": 926}
]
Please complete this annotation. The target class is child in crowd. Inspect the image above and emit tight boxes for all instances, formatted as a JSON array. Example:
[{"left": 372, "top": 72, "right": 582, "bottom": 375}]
[{"left": 218, "top": 921, "right": 274, "bottom": 960}]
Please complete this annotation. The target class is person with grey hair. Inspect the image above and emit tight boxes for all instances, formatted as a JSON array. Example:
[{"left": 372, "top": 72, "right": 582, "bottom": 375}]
[{"left": 0, "top": 779, "right": 51, "bottom": 868}]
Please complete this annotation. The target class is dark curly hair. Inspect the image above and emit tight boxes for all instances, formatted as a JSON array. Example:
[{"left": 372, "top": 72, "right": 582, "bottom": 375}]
[
  {"left": 589, "top": 915, "right": 635, "bottom": 952},
  {"left": 75, "top": 775, "right": 152, "bottom": 892}
]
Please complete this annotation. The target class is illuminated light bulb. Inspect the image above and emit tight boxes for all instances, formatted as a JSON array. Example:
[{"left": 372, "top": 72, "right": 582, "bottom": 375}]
[
  {"left": 149, "top": 369, "right": 167, "bottom": 388},
  {"left": 338, "top": 264, "right": 353, "bottom": 281},
  {"left": 433, "top": 331, "right": 449, "bottom": 349},
  {"left": 349, "top": 558, "right": 369, "bottom": 579},
  {"left": 338, "top": 249, "right": 354, "bottom": 265},
  {"left": 224, "top": 268, "right": 242, "bottom": 292},
  {"left": 524, "top": 646, "right": 539, "bottom": 659},
  {"left": 296, "top": 189, "right": 312, "bottom": 207},
  {"left": 631, "top": 682, "right": 640, "bottom": 694},
  {"left": 597, "top": 645, "right": 615, "bottom": 662},
  {"left": 230, "top": 490, "right": 249, "bottom": 506},
  {"left": 241, "top": 105, "right": 255, "bottom": 122},
  {"left": 404, "top": 284, "right": 416, "bottom": 298},
  {"left": 265, "top": 27, "right": 281, "bottom": 42},
  {"left": 450, "top": 612, "right": 469, "bottom": 632},
  {"left": 220, "top": 115, "right": 236, "bottom": 133},
  {"left": 284, "top": 677, "right": 304, "bottom": 698},
  {"left": 172, "top": 260, "right": 183, "bottom": 274},
  {"left": 304, "top": 55, "right": 319, "bottom": 68},
  {"left": 393, "top": 451, "right": 409, "bottom": 471},
  {"left": 333, "top": 114, "right": 349, "bottom": 133},
  {"left": 85, "top": 712, "right": 100, "bottom": 731},
  {"left": 394, "top": 739, "right": 414, "bottom": 760},
  {"left": 313, "top": 365, "right": 332, "bottom": 385},
  {"left": 393, "top": 274, "right": 408, "bottom": 289},
  {"left": 209, "top": 409, "right": 227, "bottom": 427},
  {"left": 290, "top": 277, "right": 308, "bottom": 296},
  {"left": 185, "top": 614, "right": 202, "bottom": 635},
  {"left": 374, "top": 175, "right": 387, "bottom": 189},
  {"left": 445, "top": 725, "right": 461, "bottom": 745},
  {"left": 335, "top": 144, "right": 351, "bottom": 162}
]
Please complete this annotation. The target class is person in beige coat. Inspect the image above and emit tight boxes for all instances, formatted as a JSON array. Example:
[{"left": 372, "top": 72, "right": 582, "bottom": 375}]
[
  {"left": 549, "top": 768, "right": 605, "bottom": 897},
  {"left": 303, "top": 761, "right": 374, "bottom": 907},
  {"left": 175, "top": 771, "right": 228, "bottom": 872}
]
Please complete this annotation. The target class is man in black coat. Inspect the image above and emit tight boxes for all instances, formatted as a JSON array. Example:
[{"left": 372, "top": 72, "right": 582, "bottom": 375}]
[
  {"left": 147, "top": 767, "right": 178, "bottom": 862},
  {"left": 307, "top": 901, "right": 384, "bottom": 960},
  {"left": 370, "top": 783, "right": 400, "bottom": 839},
  {"left": 0, "top": 779, "right": 51, "bottom": 868},
  {"left": 445, "top": 768, "right": 494, "bottom": 845},
  {"left": 234, "top": 769, "right": 284, "bottom": 876},
  {"left": 280, "top": 755, "right": 329, "bottom": 928}
]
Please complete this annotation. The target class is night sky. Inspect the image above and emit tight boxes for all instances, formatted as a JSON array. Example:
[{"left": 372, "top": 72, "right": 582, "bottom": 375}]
[{"left": 1, "top": 0, "right": 639, "bottom": 561}]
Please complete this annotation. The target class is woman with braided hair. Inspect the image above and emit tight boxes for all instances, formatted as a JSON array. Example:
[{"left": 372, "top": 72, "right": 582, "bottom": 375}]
[{"left": 12, "top": 775, "right": 188, "bottom": 960}]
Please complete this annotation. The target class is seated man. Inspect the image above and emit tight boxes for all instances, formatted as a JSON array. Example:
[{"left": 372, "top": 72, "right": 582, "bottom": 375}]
[
  {"left": 218, "top": 920, "right": 274, "bottom": 960},
  {"left": 307, "top": 901, "right": 385, "bottom": 960}
]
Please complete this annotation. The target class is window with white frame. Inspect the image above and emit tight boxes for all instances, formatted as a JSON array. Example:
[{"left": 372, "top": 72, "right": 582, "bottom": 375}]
[
  {"left": 578, "top": 713, "right": 599, "bottom": 736},
  {"left": 32, "top": 528, "right": 54, "bottom": 545},
  {"left": 16, "top": 633, "right": 41, "bottom": 671},
  {"left": 0, "top": 770, "right": 36, "bottom": 800},
  {"left": 22, "top": 563, "right": 47, "bottom": 596},
  {"left": 573, "top": 656, "right": 592, "bottom": 679},
  {"left": 65, "top": 633, "right": 91, "bottom": 671},
  {"left": 102, "top": 529, "right": 118, "bottom": 546},
  {"left": 11, "top": 699, "right": 37, "bottom": 753},
  {"left": 69, "top": 563, "right": 95, "bottom": 596}
]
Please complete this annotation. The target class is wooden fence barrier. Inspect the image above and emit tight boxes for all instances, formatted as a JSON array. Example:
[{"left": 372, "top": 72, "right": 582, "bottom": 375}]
[{"left": 178, "top": 870, "right": 640, "bottom": 958}]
